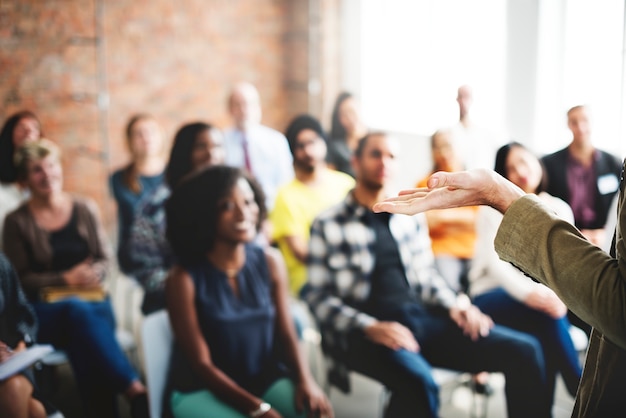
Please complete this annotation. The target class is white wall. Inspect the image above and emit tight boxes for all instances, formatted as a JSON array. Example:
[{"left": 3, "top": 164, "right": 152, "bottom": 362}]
[{"left": 341, "top": 0, "right": 626, "bottom": 161}]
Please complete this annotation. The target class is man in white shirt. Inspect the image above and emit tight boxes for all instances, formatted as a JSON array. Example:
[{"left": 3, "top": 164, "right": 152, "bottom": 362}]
[
  {"left": 450, "top": 84, "right": 501, "bottom": 170},
  {"left": 223, "top": 82, "right": 294, "bottom": 210}
]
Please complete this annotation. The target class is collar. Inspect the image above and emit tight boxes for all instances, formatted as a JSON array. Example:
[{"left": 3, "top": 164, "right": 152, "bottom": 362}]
[{"left": 343, "top": 189, "right": 387, "bottom": 223}]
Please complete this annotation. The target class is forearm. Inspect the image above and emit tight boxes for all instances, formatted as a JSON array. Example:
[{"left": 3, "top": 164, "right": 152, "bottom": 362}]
[
  {"left": 490, "top": 174, "right": 526, "bottom": 214},
  {"left": 196, "top": 362, "right": 267, "bottom": 415},
  {"left": 284, "top": 235, "right": 308, "bottom": 264},
  {"left": 496, "top": 195, "right": 626, "bottom": 347},
  {"left": 277, "top": 316, "right": 312, "bottom": 384}
]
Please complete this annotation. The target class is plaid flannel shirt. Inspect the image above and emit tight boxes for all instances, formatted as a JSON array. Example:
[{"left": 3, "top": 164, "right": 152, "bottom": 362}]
[{"left": 303, "top": 192, "right": 458, "bottom": 392}]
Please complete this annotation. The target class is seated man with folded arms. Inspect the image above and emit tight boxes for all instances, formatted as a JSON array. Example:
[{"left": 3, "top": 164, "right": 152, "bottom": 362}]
[{"left": 304, "top": 132, "right": 553, "bottom": 418}]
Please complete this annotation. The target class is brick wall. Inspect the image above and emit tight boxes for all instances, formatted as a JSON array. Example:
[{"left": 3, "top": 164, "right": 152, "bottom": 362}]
[{"left": 0, "top": 0, "right": 342, "bottom": 236}]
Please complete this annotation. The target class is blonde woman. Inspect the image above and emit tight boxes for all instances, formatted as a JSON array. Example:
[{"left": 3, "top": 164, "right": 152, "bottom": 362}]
[{"left": 4, "top": 139, "right": 148, "bottom": 418}]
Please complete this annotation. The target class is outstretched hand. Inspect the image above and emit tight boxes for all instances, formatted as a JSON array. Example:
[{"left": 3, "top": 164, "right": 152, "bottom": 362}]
[{"left": 372, "top": 169, "right": 526, "bottom": 216}]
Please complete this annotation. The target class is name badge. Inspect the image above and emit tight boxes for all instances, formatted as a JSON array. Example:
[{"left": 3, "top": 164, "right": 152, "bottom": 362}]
[{"left": 597, "top": 174, "right": 619, "bottom": 195}]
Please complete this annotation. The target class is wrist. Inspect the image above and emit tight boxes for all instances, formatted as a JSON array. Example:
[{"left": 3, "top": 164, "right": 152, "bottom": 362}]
[
  {"left": 455, "top": 293, "right": 471, "bottom": 311},
  {"left": 249, "top": 402, "right": 271, "bottom": 417},
  {"left": 494, "top": 180, "right": 525, "bottom": 214}
]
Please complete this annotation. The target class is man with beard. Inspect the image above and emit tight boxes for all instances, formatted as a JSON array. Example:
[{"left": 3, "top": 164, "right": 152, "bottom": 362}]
[
  {"left": 270, "top": 114, "right": 354, "bottom": 297},
  {"left": 304, "top": 132, "right": 552, "bottom": 418}
]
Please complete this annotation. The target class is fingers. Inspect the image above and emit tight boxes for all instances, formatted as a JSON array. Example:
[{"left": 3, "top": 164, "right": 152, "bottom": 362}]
[
  {"left": 365, "top": 322, "right": 419, "bottom": 352},
  {"left": 455, "top": 307, "right": 492, "bottom": 341}
]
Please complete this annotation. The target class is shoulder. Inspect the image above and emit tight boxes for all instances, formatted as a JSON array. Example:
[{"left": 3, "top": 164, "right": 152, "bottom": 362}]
[
  {"left": 109, "top": 169, "right": 127, "bottom": 194},
  {"left": 326, "top": 169, "right": 356, "bottom": 186},
  {"left": 110, "top": 168, "right": 125, "bottom": 184},
  {"left": 313, "top": 199, "right": 349, "bottom": 226},
  {"left": 5, "top": 201, "right": 30, "bottom": 224},
  {"left": 542, "top": 147, "right": 568, "bottom": 162},
  {"left": 262, "top": 245, "right": 284, "bottom": 269},
  {"left": 165, "top": 264, "right": 195, "bottom": 292},
  {"left": 275, "top": 179, "right": 299, "bottom": 197},
  {"left": 257, "top": 124, "right": 287, "bottom": 142},
  {"left": 71, "top": 194, "right": 100, "bottom": 215},
  {"left": 597, "top": 149, "right": 623, "bottom": 168}
]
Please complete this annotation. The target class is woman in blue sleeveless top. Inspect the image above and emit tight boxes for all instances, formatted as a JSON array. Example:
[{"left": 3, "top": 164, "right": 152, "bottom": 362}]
[{"left": 165, "top": 166, "right": 333, "bottom": 418}]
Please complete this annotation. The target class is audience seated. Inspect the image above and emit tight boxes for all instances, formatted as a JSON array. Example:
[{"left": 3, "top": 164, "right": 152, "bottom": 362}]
[
  {"left": 326, "top": 92, "right": 368, "bottom": 177},
  {"left": 125, "top": 122, "right": 225, "bottom": 315},
  {"left": 0, "top": 251, "right": 58, "bottom": 418},
  {"left": 222, "top": 82, "right": 293, "bottom": 213},
  {"left": 417, "top": 129, "right": 478, "bottom": 293},
  {"left": 304, "top": 132, "right": 551, "bottom": 418},
  {"left": 270, "top": 114, "right": 355, "bottom": 297},
  {"left": 541, "top": 105, "right": 622, "bottom": 336},
  {"left": 0, "top": 111, "right": 42, "bottom": 251},
  {"left": 2, "top": 139, "right": 148, "bottom": 418},
  {"left": 164, "top": 165, "right": 332, "bottom": 418},
  {"left": 469, "top": 142, "right": 583, "bottom": 407},
  {"left": 110, "top": 114, "right": 167, "bottom": 276}
]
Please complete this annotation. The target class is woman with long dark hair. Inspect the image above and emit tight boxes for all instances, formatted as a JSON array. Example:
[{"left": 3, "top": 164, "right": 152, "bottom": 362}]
[
  {"left": 0, "top": 110, "right": 42, "bottom": 250},
  {"left": 126, "top": 122, "right": 224, "bottom": 314},
  {"left": 469, "top": 142, "right": 583, "bottom": 406},
  {"left": 326, "top": 92, "right": 367, "bottom": 177}
]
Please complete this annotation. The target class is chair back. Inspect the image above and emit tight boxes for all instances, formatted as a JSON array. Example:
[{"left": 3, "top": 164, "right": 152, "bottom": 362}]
[{"left": 141, "top": 310, "right": 173, "bottom": 418}]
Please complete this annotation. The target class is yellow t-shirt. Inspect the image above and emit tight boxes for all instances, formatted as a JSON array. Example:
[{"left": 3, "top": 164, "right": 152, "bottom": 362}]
[{"left": 270, "top": 169, "right": 355, "bottom": 296}]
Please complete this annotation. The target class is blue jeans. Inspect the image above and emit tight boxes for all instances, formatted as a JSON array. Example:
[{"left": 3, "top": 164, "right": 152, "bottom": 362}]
[
  {"left": 34, "top": 297, "right": 138, "bottom": 418},
  {"left": 345, "top": 303, "right": 550, "bottom": 418},
  {"left": 473, "top": 288, "right": 582, "bottom": 401}
]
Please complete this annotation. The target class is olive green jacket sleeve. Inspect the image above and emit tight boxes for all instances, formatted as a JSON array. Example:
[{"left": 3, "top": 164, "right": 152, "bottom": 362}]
[{"left": 495, "top": 193, "right": 626, "bottom": 349}]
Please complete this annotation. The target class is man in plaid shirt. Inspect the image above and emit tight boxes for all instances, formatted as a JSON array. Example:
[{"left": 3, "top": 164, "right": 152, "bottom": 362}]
[{"left": 303, "top": 132, "right": 551, "bottom": 418}]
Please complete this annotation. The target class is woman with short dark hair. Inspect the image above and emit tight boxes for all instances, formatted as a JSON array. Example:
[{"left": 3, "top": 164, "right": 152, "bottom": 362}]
[{"left": 164, "top": 165, "right": 332, "bottom": 418}]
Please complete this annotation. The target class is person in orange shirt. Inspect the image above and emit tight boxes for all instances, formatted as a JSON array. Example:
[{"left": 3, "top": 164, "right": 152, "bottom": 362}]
[
  {"left": 418, "top": 129, "right": 489, "bottom": 394},
  {"left": 417, "top": 129, "right": 479, "bottom": 294}
]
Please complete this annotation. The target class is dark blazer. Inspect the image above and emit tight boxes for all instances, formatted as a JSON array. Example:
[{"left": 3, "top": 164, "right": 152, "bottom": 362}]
[{"left": 541, "top": 147, "right": 622, "bottom": 229}]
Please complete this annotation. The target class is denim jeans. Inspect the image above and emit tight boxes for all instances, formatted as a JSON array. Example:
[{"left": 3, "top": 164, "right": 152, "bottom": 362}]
[
  {"left": 345, "top": 303, "right": 550, "bottom": 418},
  {"left": 34, "top": 297, "right": 138, "bottom": 418},
  {"left": 473, "top": 288, "right": 583, "bottom": 401}
]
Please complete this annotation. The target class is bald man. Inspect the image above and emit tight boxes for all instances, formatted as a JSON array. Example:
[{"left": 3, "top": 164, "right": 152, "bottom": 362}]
[{"left": 222, "top": 82, "right": 293, "bottom": 211}]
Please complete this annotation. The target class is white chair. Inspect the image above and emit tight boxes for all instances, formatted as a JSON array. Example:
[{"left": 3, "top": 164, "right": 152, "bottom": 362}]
[{"left": 141, "top": 310, "right": 173, "bottom": 418}]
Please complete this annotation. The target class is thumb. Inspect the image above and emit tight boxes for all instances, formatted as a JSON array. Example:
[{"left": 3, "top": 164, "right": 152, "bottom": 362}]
[{"left": 427, "top": 171, "right": 456, "bottom": 190}]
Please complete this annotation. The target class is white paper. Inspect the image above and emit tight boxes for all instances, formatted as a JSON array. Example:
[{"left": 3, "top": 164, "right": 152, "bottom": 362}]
[{"left": 0, "top": 344, "right": 54, "bottom": 380}]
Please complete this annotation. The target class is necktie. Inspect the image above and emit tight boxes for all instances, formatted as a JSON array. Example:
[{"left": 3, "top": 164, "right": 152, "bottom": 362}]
[{"left": 242, "top": 134, "right": 252, "bottom": 174}]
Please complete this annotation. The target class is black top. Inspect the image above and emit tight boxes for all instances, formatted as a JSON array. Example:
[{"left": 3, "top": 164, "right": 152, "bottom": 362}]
[
  {"left": 0, "top": 252, "right": 37, "bottom": 347},
  {"left": 363, "top": 212, "right": 415, "bottom": 315},
  {"left": 49, "top": 206, "right": 90, "bottom": 272},
  {"left": 326, "top": 139, "right": 355, "bottom": 178}
]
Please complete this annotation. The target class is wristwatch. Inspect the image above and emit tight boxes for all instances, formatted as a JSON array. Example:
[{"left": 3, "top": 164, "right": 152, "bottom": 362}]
[{"left": 249, "top": 402, "right": 271, "bottom": 417}]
